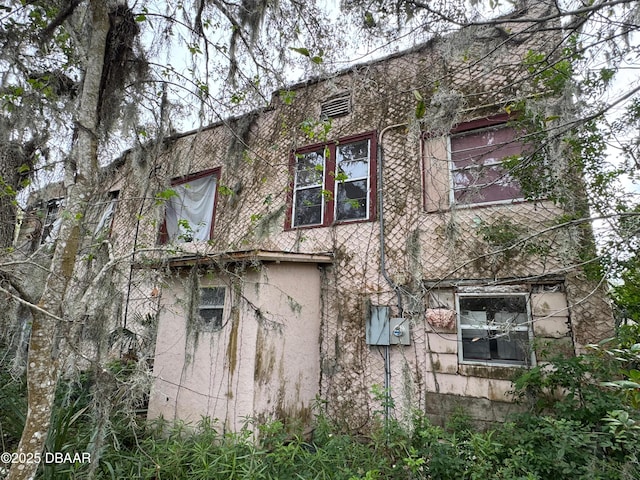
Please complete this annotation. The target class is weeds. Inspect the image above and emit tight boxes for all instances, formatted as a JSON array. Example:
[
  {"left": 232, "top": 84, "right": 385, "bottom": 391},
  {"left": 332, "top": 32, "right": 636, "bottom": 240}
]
[{"left": 1, "top": 327, "right": 639, "bottom": 479}]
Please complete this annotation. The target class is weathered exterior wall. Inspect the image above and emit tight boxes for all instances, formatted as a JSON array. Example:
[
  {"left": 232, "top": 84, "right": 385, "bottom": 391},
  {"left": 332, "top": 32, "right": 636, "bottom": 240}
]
[
  {"left": 14, "top": 3, "right": 611, "bottom": 431},
  {"left": 148, "top": 261, "right": 324, "bottom": 431}
]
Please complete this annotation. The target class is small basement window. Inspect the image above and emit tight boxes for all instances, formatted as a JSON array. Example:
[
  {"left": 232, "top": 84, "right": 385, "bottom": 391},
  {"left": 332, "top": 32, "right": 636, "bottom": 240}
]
[
  {"left": 199, "top": 287, "right": 225, "bottom": 330},
  {"left": 457, "top": 293, "right": 533, "bottom": 366}
]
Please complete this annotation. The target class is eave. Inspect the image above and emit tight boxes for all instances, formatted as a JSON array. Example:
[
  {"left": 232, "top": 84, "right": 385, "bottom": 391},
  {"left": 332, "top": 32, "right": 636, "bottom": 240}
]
[{"left": 141, "top": 249, "right": 334, "bottom": 269}]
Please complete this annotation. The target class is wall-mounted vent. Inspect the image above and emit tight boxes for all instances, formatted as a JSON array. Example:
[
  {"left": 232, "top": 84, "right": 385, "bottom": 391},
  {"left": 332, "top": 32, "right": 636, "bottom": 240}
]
[{"left": 321, "top": 94, "right": 351, "bottom": 119}]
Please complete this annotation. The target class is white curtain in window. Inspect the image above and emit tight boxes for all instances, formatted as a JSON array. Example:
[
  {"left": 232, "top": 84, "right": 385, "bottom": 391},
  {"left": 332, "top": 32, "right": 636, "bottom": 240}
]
[
  {"left": 94, "top": 196, "right": 117, "bottom": 234},
  {"left": 166, "top": 174, "right": 217, "bottom": 242}
]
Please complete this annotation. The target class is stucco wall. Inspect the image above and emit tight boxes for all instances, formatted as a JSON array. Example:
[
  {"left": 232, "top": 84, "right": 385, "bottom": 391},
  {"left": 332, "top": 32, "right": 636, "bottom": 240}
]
[
  {"left": 100, "top": 7, "right": 614, "bottom": 431},
  {"left": 148, "top": 261, "right": 324, "bottom": 430}
]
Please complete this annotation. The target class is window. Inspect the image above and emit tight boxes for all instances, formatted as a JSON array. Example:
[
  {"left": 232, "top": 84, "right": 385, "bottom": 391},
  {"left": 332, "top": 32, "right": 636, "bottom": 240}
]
[
  {"left": 457, "top": 293, "right": 533, "bottom": 366},
  {"left": 40, "top": 198, "right": 63, "bottom": 245},
  {"left": 163, "top": 169, "right": 219, "bottom": 243},
  {"left": 94, "top": 191, "right": 119, "bottom": 235},
  {"left": 198, "top": 287, "right": 225, "bottom": 330},
  {"left": 450, "top": 123, "right": 524, "bottom": 206},
  {"left": 288, "top": 132, "right": 376, "bottom": 228}
]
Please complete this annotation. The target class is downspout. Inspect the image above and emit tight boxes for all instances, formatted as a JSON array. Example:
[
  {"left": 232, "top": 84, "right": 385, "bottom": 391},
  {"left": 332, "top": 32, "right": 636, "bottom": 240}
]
[{"left": 377, "top": 122, "right": 408, "bottom": 426}]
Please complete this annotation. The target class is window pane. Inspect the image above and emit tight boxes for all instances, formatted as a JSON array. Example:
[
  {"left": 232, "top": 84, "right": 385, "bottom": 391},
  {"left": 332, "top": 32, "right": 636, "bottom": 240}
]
[
  {"left": 454, "top": 182, "right": 523, "bottom": 204},
  {"left": 459, "top": 295, "right": 530, "bottom": 364},
  {"left": 495, "top": 331, "right": 528, "bottom": 362},
  {"left": 461, "top": 329, "right": 491, "bottom": 360},
  {"left": 338, "top": 159, "right": 368, "bottom": 179},
  {"left": 451, "top": 125, "right": 523, "bottom": 204},
  {"left": 494, "top": 311, "right": 528, "bottom": 326},
  {"left": 294, "top": 187, "right": 322, "bottom": 226},
  {"left": 337, "top": 140, "right": 369, "bottom": 162},
  {"left": 451, "top": 127, "right": 520, "bottom": 168},
  {"left": 200, "top": 307, "right": 223, "bottom": 328},
  {"left": 460, "top": 310, "right": 487, "bottom": 326},
  {"left": 199, "top": 287, "right": 225, "bottom": 329},
  {"left": 337, "top": 140, "right": 369, "bottom": 180},
  {"left": 295, "top": 151, "right": 324, "bottom": 187},
  {"left": 336, "top": 180, "right": 367, "bottom": 221},
  {"left": 201, "top": 287, "right": 225, "bottom": 306}
]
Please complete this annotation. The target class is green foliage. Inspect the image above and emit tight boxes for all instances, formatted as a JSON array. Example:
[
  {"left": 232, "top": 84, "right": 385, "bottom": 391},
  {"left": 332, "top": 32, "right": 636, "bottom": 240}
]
[
  {"left": 39, "top": 379, "right": 93, "bottom": 480},
  {"left": 154, "top": 188, "right": 178, "bottom": 204},
  {"left": 0, "top": 365, "right": 26, "bottom": 451},
  {"left": 217, "top": 184, "right": 234, "bottom": 196},
  {"left": 299, "top": 118, "right": 332, "bottom": 141},
  {"left": 289, "top": 46, "right": 324, "bottom": 64},
  {"left": 279, "top": 90, "right": 296, "bottom": 105},
  {"left": 612, "top": 265, "right": 640, "bottom": 324},
  {"left": 477, "top": 218, "right": 524, "bottom": 249},
  {"left": 3, "top": 358, "right": 639, "bottom": 479},
  {"left": 524, "top": 49, "right": 573, "bottom": 95},
  {"left": 511, "top": 349, "right": 626, "bottom": 423},
  {"left": 413, "top": 90, "right": 426, "bottom": 119}
]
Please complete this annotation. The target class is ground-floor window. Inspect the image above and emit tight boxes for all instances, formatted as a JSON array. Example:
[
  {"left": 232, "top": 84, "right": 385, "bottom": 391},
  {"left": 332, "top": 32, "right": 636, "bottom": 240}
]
[{"left": 457, "top": 293, "right": 533, "bottom": 366}]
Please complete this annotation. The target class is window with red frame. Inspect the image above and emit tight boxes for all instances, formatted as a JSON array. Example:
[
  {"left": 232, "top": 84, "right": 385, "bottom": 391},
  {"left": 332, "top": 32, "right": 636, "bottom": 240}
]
[
  {"left": 450, "top": 123, "right": 524, "bottom": 206},
  {"left": 289, "top": 133, "right": 376, "bottom": 228},
  {"left": 161, "top": 169, "right": 219, "bottom": 243}
]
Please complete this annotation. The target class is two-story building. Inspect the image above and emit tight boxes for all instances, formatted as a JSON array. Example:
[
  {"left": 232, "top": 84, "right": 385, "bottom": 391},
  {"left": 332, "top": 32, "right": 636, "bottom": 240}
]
[{"left": 17, "top": 4, "right": 613, "bottom": 432}]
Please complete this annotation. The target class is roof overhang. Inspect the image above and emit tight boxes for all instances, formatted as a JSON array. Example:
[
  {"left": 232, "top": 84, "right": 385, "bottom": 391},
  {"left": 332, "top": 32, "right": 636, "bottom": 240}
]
[{"left": 143, "top": 249, "right": 334, "bottom": 269}]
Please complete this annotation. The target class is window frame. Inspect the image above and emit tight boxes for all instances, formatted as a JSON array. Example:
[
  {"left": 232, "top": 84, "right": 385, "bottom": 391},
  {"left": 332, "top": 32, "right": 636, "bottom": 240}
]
[
  {"left": 455, "top": 291, "right": 535, "bottom": 367},
  {"left": 198, "top": 286, "right": 226, "bottom": 331},
  {"left": 286, "top": 132, "right": 377, "bottom": 229},
  {"left": 448, "top": 116, "right": 525, "bottom": 208},
  {"left": 159, "top": 168, "right": 220, "bottom": 244}
]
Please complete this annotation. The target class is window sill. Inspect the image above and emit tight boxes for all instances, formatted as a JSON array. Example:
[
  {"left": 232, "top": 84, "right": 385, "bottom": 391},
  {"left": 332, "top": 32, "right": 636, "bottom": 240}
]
[
  {"left": 458, "top": 363, "right": 529, "bottom": 380},
  {"left": 287, "top": 216, "right": 375, "bottom": 230}
]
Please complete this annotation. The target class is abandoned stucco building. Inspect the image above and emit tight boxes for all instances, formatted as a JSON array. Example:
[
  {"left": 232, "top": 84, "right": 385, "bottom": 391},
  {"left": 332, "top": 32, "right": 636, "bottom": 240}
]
[{"left": 17, "top": 5, "right": 613, "bottom": 431}]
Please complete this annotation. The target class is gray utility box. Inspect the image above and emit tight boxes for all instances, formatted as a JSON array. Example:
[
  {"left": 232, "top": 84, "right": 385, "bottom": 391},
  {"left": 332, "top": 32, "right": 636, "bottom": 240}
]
[{"left": 366, "top": 305, "right": 410, "bottom": 346}]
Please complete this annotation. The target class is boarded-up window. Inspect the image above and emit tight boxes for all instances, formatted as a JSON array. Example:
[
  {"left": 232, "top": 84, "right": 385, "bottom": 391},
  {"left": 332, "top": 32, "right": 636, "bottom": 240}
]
[{"left": 423, "top": 135, "right": 450, "bottom": 212}]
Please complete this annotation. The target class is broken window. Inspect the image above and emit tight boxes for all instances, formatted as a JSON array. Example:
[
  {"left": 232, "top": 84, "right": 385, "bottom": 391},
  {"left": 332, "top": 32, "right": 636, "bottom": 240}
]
[
  {"left": 450, "top": 124, "right": 524, "bottom": 206},
  {"left": 457, "top": 293, "right": 533, "bottom": 366},
  {"left": 199, "top": 286, "right": 225, "bottom": 330},
  {"left": 40, "top": 198, "right": 63, "bottom": 245},
  {"left": 164, "top": 170, "right": 218, "bottom": 243},
  {"left": 289, "top": 132, "right": 376, "bottom": 228}
]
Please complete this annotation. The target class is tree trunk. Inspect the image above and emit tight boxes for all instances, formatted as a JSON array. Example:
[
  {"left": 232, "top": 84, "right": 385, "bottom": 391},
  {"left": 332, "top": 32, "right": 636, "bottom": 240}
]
[{"left": 7, "top": 3, "right": 110, "bottom": 479}]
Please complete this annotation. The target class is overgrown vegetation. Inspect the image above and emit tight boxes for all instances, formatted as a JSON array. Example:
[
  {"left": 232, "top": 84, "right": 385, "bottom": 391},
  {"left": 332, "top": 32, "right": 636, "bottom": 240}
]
[{"left": 1, "top": 325, "right": 638, "bottom": 479}]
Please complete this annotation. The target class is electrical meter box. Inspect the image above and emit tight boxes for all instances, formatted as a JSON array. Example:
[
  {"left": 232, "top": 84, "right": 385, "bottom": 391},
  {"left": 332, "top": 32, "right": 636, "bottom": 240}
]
[
  {"left": 389, "top": 317, "right": 410, "bottom": 345},
  {"left": 366, "top": 306, "right": 410, "bottom": 346}
]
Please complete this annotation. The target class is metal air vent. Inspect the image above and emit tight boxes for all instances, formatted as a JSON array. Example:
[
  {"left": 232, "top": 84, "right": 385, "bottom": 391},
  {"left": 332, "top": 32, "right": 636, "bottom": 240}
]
[{"left": 321, "top": 94, "right": 351, "bottom": 119}]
